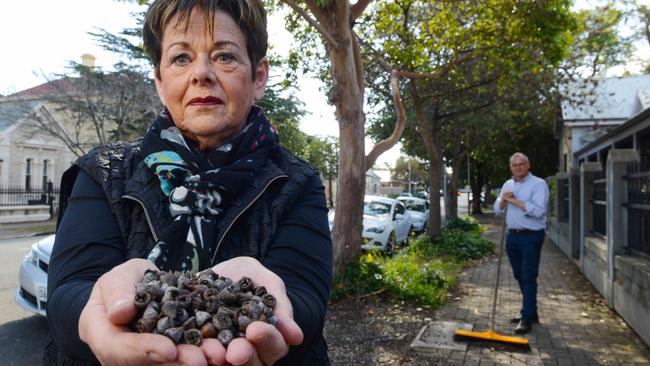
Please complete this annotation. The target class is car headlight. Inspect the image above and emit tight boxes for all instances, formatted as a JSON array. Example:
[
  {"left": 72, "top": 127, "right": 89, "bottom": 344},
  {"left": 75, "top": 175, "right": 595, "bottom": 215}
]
[
  {"left": 25, "top": 246, "right": 38, "bottom": 266},
  {"left": 366, "top": 225, "right": 385, "bottom": 233}
]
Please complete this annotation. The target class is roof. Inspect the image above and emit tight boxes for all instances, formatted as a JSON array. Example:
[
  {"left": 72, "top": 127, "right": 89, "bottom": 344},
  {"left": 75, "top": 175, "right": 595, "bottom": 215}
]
[
  {"left": 561, "top": 75, "right": 650, "bottom": 122},
  {"left": 364, "top": 195, "right": 397, "bottom": 204},
  {"left": 7, "top": 78, "right": 76, "bottom": 99},
  {"left": 0, "top": 100, "right": 40, "bottom": 133}
]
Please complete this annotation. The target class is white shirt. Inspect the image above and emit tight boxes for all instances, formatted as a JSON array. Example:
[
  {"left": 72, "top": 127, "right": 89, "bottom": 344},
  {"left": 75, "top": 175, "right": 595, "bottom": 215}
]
[{"left": 494, "top": 173, "right": 549, "bottom": 230}]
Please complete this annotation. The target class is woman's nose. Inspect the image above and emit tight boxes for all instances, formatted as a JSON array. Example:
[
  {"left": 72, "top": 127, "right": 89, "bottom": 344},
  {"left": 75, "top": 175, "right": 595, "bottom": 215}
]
[{"left": 191, "top": 57, "right": 216, "bottom": 86}]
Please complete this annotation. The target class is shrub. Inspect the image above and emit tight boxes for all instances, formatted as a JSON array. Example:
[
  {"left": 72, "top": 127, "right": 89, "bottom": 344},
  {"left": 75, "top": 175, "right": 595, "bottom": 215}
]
[
  {"left": 330, "top": 253, "right": 384, "bottom": 301},
  {"left": 445, "top": 216, "right": 482, "bottom": 232},
  {"left": 436, "top": 229, "right": 493, "bottom": 260}
]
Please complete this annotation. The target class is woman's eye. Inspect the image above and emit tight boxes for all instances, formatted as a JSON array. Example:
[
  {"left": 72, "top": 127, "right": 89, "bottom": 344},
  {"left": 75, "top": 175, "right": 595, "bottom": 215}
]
[
  {"left": 215, "top": 53, "right": 235, "bottom": 63},
  {"left": 171, "top": 54, "right": 190, "bottom": 65}
]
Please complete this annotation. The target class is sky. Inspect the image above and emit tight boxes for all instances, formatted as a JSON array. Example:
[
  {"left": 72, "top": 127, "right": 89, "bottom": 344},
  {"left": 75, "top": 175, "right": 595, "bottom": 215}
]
[{"left": 2, "top": 1, "right": 648, "bottom": 174}]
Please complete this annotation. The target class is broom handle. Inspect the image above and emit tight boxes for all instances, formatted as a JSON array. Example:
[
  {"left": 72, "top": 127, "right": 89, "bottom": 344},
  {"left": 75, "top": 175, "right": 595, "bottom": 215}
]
[{"left": 489, "top": 205, "right": 508, "bottom": 331}]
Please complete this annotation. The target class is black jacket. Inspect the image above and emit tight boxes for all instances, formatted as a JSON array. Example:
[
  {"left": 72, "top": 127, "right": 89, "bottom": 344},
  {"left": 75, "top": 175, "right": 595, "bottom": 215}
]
[{"left": 45, "top": 139, "right": 332, "bottom": 365}]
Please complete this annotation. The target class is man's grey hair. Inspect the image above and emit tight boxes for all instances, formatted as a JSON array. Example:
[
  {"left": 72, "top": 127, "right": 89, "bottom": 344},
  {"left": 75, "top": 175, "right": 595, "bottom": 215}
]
[{"left": 509, "top": 152, "right": 529, "bottom": 165}]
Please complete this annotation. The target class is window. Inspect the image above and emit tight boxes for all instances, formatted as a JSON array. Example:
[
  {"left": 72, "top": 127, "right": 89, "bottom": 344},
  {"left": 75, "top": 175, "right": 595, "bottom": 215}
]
[
  {"left": 42, "top": 160, "right": 49, "bottom": 188},
  {"left": 25, "top": 159, "right": 33, "bottom": 189},
  {"left": 395, "top": 202, "right": 405, "bottom": 215}
]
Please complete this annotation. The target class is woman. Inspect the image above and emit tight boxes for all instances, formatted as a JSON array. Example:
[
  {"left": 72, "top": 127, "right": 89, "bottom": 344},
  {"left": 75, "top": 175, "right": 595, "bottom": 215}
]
[{"left": 45, "top": 1, "right": 332, "bottom": 365}]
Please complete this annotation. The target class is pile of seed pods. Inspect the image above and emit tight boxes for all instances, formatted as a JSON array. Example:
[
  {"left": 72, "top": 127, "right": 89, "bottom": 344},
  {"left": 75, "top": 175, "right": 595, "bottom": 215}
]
[{"left": 132, "top": 269, "right": 277, "bottom": 346}]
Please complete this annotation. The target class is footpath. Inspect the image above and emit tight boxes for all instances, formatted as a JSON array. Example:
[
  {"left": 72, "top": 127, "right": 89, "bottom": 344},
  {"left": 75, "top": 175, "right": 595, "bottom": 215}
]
[
  {"left": 0, "top": 219, "right": 56, "bottom": 240},
  {"left": 430, "top": 213, "right": 650, "bottom": 366}
]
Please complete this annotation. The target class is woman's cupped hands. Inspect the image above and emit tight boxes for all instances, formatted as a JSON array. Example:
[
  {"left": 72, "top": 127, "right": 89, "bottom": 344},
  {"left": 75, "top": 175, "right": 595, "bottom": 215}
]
[{"left": 78, "top": 257, "right": 302, "bottom": 366}]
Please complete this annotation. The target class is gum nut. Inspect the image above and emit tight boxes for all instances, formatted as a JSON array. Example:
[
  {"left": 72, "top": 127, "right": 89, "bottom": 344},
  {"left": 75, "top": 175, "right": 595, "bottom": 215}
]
[
  {"left": 134, "top": 291, "right": 151, "bottom": 308},
  {"left": 203, "top": 287, "right": 219, "bottom": 300},
  {"left": 145, "top": 282, "right": 164, "bottom": 301},
  {"left": 143, "top": 303, "right": 160, "bottom": 319},
  {"left": 161, "top": 301, "right": 180, "bottom": 318},
  {"left": 184, "top": 329, "right": 202, "bottom": 346},
  {"left": 143, "top": 269, "right": 159, "bottom": 283},
  {"left": 200, "top": 322, "right": 218, "bottom": 338},
  {"left": 162, "top": 286, "right": 180, "bottom": 302},
  {"left": 160, "top": 272, "right": 178, "bottom": 287},
  {"left": 238, "top": 276, "right": 253, "bottom": 292},
  {"left": 213, "top": 279, "right": 227, "bottom": 290},
  {"left": 237, "top": 315, "right": 252, "bottom": 332},
  {"left": 182, "top": 316, "right": 197, "bottom": 330},
  {"left": 198, "top": 275, "right": 213, "bottom": 287},
  {"left": 268, "top": 315, "right": 279, "bottom": 326},
  {"left": 136, "top": 318, "right": 157, "bottom": 333},
  {"left": 156, "top": 317, "right": 174, "bottom": 333},
  {"left": 217, "top": 329, "right": 234, "bottom": 345},
  {"left": 164, "top": 327, "right": 184, "bottom": 344},
  {"left": 195, "top": 311, "right": 212, "bottom": 327},
  {"left": 177, "top": 308, "right": 189, "bottom": 324},
  {"left": 253, "top": 286, "right": 267, "bottom": 297},
  {"left": 176, "top": 294, "right": 192, "bottom": 309},
  {"left": 261, "top": 294, "right": 277, "bottom": 308}
]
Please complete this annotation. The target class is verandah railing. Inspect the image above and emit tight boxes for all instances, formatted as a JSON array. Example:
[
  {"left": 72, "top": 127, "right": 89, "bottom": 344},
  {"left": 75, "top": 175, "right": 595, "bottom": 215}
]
[
  {"left": 625, "top": 162, "right": 650, "bottom": 258},
  {"left": 591, "top": 170, "right": 607, "bottom": 237}
]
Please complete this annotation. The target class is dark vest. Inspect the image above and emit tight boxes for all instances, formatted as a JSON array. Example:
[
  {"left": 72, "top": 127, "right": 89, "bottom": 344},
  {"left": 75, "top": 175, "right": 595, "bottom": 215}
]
[{"left": 45, "top": 140, "right": 330, "bottom": 365}]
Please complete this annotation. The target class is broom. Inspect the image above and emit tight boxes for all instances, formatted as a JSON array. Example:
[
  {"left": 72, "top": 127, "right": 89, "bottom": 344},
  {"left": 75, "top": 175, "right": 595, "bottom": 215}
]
[{"left": 454, "top": 206, "right": 530, "bottom": 347}]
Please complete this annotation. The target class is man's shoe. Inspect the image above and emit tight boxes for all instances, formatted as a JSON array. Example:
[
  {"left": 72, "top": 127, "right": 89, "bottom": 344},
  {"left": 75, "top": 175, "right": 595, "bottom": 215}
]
[
  {"left": 510, "top": 314, "right": 539, "bottom": 324},
  {"left": 514, "top": 320, "right": 532, "bottom": 334}
]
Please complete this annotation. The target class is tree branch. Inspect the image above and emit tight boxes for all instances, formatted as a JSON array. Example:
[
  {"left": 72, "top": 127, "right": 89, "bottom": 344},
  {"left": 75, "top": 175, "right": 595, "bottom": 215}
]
[
  {"left": 350, "top": 0, "right": 372, "bottom": 22},
  {"left": 365, "top": 71, "right": 406, "bottom": 169},
  {"left": 282, "top": 0, "right": 341, "bottom": 49}
]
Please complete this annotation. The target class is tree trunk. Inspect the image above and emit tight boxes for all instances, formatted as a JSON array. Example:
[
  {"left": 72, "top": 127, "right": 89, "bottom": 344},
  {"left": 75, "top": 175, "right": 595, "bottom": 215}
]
[
  {"left": 327, "top": 176, "right": 334, "bottom": 208},
  {"left": 470, "top": 169, "right": 484, "bottom": 215},
  {"left": 327, "top": 10, "right": 366, "bottom": 275},
  {"left": 448, "top": 159, "right": 462, "bottom": 218},
  {"left": 409, "top": 81, "right": 442, "bottom": 238}
]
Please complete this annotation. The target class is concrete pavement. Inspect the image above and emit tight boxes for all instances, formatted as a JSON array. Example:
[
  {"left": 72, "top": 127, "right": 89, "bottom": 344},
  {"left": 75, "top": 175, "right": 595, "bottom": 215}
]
[{"left": 424, "top": 213, "right": 650, "bottom": 365}]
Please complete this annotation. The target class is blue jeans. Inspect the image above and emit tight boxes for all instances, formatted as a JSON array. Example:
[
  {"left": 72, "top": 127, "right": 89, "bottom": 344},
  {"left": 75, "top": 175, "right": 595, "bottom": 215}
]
[{"left": 505, "top": 230, "right": 545, "bottom": 322}]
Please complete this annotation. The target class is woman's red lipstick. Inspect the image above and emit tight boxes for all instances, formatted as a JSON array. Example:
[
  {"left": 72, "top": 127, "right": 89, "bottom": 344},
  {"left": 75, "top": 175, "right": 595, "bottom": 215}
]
[{"left": 188, "top": 96, "right": 223, "bottom": 105}]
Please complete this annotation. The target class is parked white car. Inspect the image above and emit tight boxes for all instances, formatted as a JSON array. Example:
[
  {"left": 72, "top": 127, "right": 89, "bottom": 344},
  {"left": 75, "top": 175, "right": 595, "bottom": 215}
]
[
  {"left": 361, "top": 195, "right": 412, "bottom": 255},
  {"left": 397, "top": 196, "right": 429, "bottom": 234},
  {"left": 16, "top": 234, "right": 54, "bottom": 316}
]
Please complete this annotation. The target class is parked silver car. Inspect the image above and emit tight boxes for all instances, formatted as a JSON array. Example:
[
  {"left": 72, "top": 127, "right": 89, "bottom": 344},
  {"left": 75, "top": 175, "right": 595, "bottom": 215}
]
[
  {"left": 397, "top": 196, "right": 429, "bottom": 233},
  {"left": 15, "top": 234, "right": 54, "bottom": 316}
]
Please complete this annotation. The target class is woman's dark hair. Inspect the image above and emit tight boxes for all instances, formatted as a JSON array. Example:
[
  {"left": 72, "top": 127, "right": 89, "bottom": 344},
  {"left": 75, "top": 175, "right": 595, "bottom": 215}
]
[{"left": 143, "top": 0, "right": 268, "bottom": 79}]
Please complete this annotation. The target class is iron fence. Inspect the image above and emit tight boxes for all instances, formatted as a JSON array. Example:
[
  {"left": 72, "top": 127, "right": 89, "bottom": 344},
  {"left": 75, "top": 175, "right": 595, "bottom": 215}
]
[
  {"left": 558, "top": 178, "right": 569, "bottom": 223},
  {"left": 0, "top": 183, "right": 59, "bottom": 218},
  {"left": 591, "top": 170, "right": 607, "bottom": 236},
  {"left": 625, "top": 162, "right": 650, "bottom": 257}
]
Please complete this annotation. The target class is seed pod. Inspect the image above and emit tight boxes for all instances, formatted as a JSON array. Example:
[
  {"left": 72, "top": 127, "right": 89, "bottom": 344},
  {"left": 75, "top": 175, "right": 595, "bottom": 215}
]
[
  {"left": 203, "top": 287, "right": 220, "bottom": 300},
  {"left": 136, "top": 318, "right": 157, "bottom": 333},
  {"left": 161, "top": 301, "right": 181, "bottom": 319},
  {"left": 236, "top": 291, "right": 253, "bottom": 302},
  {"left": 213, "top": 307, "right": 234, "bottom": 330},
  {"left": 157, "top": 316, "right": 175, "bottom": 333},
  {"left": 205, "top": 299, "right": 220, "bottom": 313},
  {"left": 176, "top": 308, "right": 190, "bottom": 324},
  {"left": 253, "top": 286, "right": 267, "bottom": 297},
  {"left": 162, "top": 286, "right": 180, "bottom": 302},
  {"left": 176, "top": 294, "right": 192, "bottom": 310},
  {"left": 187, "top": 283, "right": 208, "bottom": 293},
  {"left": 145, "top": 282, "right": 164, "bottom": 302},
  {"left": 200, "top": 322, "right": 217, "bottom": 338},
  {"left": 143, "top": 269, "right": 159, "bottom": 283},
  {"left": 195, "top": 311, "right": 212, "bottom": 327},
  {"left": 197, "top": 275, "right": 214, "bottom": 287},
  {"left": 213, "top": 278, "right": 227, "bottom": 291},
  {"left": 134, "top": 291, "right": 151, "bottom": 308},
  {"left": 238, "top": 277, "right": 253, "bottom": 292},
  {"left": 268, "top": 315, "right": 278, "bottom": 326},
  {"left": 261, "top": 294, "right": 276, "bottom": 308},
  {"left": 164, "top": 327, "right": 184, "bottom": 344},
  {"left": 217, "top": 329, "right": 234, "bottom": 346},
  {"left": 177, "top": 273, "right": 192, "bottom": 289},
  {"left": 159, "top": 272, "right": 178, "bottom": 287},
  {"left": 184, "top": 329, "right": 202, "bottom": 346},
  {"left": 237, "top": 315, "right": 252, "bottom": 332},
  {"left": 218, "top": 288, "right": 237, "bottom": 306},
  {"left": 191, "top": 295, "right": 206, "bottom": 311},
  {"left": 197, "top": 268, "right": 217, "bottom": 280},
  {"left": 143, "top": 303, "right": 160, "bottom": 319},
  {"left": 182, "top": 316, "right": 197, "bottom": 330}
]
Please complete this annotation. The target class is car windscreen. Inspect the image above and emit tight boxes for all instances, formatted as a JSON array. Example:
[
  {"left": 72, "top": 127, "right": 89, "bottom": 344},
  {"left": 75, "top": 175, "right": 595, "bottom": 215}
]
[
  {"left": 402, "top": 201, "right": 426, "bottom": 212},
  {"left": 364, "top": 201, "right": 391, "bottom": 217}
]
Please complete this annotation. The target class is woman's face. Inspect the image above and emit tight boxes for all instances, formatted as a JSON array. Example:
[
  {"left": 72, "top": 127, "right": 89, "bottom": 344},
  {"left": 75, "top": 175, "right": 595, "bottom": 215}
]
[{"left": 155, "top": 9, "right": 268, "bottom": 151}]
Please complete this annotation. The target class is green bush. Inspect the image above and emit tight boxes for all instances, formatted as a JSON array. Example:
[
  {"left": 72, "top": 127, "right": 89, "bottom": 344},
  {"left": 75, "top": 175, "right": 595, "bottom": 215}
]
[
  {"left": 445, "top": 216, "right": 482, "bottom": 232},
  {"left": 436, "top": 229, "right": 493, "bottom": 260},
  {"left": 330, "top": 253, "right": 384, "bottom": 302}
]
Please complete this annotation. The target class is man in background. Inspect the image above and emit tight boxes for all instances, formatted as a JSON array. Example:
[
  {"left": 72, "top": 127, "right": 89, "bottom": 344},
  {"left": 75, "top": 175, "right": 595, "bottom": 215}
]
[{"left": 494, "top": 152, "right": 549, "bottom": 334}]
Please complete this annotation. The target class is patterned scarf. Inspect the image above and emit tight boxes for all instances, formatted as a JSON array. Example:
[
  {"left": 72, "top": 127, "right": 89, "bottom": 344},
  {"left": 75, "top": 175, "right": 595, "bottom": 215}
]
[{"left": 141, "top": 105, "right": 279, "bottom": 271}]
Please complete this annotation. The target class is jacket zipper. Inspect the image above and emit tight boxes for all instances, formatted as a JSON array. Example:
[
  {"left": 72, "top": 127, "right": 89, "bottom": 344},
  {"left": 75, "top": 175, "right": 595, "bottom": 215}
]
[
  {"left": 211, "top": 174, "right": 288, "bottom": 264},
  {"left": 123, "top": 194, "right": 159, "bottom": 242}
]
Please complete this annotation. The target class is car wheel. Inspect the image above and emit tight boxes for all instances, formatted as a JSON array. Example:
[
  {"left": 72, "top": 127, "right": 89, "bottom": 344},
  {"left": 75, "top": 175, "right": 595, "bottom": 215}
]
[{"left": 386, "top": 231, "right": 396, "bottom": 256}]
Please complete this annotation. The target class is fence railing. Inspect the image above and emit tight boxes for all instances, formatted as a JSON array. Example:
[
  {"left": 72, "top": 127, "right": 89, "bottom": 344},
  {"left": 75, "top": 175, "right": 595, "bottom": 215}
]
[
  {"left": 625, "top": 162, "right": 650, "bottom": 257},
  {"left": 591, "top": 170, "right": 607, "bottom": 236},
  {"left": 0, "top": 183, "right": 59, "bottom": 218}
]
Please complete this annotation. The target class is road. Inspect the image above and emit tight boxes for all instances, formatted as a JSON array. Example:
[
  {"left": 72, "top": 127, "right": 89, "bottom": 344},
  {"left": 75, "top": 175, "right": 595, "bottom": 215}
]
[{"left": 0, "top": 235, "right": 50, "bottom": 365}]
